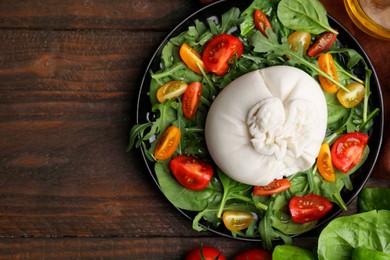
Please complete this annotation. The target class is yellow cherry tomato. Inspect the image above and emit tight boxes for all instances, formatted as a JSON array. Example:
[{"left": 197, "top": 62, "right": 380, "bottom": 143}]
[
  {"left": 337, "top": 82, "right": 365, "bottom": 108},
  {"left": 156, "top": 81, "right": 188, "bottom": 103},
  {"left": 318, "top": 53, "right": 339, "bottom": 93},
  {"left": 222, "top": 210, "right": 254, "bottom": 231},
  {"left": 154, "top": 125, "right": 181, "bottom": 160},
  {"left": 288, "top": 31, "right": 311, "bottom": 54},
  {"left": 179, "top": 43, "right": 207, "bottom": 74},
  {"left": 317, "top": 143, "right": 335, "bottom": 182}
]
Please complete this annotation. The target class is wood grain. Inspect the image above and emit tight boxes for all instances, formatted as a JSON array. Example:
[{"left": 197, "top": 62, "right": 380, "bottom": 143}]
[{"left": 0, "top": 0, "right": 389, "bottom": 258}]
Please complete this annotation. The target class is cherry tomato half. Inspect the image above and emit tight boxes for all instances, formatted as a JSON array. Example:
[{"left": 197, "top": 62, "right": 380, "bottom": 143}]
[
  {"left": 202, "top": 34, "right": 243, "bottom": 76},
  {"left": 307, "top": 31, "right": 338, "bottom": 57},
  {"left": 182, "top": 82, "right": 202, "bottom": 119},
  {"left": 317, "top": 143, "right": 335, "bottom": 182},
  {"left": 288, "top": 31, "right": 311, "bottom": 54},
  {"left": 154, "top": 125, "right": 181, "bottom": 160},
  {"left": 331, "top": 132, "right": 369, "bottom": 173},
  {"left": 233, "top": 249, "right": 272, "bottom": 260},
  {"left": 186, "top": 246, "right": 226, "bottom": 260},
  {"left": 289, "top": 194, "right": 333, "bottom": 223},
  {"left": 180, "top": 43, "right": 207, "bottom": 74},
  {"left": 222, "top": 210, "right": 254, "bottom": 232},
  {"left": 170, "top": 155, "right": 214, "bottom": 191},
  {"left": 337, "top": 82, "right": 365, "bottom": 108},
  {"left": 318, "top": 53, "right": 339, "bottom": 93},
  {"left": 156, "top": 80, "right": 188, "bottom": 103},
  {"left": 254, "top": 9, "right": 273, "bottom": 37},
  {"left": 253, "top": 179, "right": 291, "bottom": 196}
]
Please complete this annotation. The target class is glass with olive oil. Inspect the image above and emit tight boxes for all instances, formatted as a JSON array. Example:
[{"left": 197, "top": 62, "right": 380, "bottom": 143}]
[{"left": 344, "top": 0, "right": 390, "bottom": 40}]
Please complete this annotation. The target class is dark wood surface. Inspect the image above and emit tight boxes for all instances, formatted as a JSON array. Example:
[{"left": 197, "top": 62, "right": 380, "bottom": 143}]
[{"left": 0, "top": 0, "right": 389, "bottom": 259}]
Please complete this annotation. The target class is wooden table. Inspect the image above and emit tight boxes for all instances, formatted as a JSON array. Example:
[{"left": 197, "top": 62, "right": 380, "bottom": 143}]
[{"left": 0, "top": 0, "right": 389, "bottom": 258}]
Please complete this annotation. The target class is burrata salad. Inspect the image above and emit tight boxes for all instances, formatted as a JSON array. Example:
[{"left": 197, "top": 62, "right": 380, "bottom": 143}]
[{"left": 129, "top": 0, "right": 380, "bottom": 249}]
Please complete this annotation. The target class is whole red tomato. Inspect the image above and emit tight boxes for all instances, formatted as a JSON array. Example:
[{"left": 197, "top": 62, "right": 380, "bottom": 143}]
[
  {"left": 233, "top": 249, "right": 272, "bottom": 260},
  {"left": 185, "top": 246, "right": 226, "bottom": 260}
]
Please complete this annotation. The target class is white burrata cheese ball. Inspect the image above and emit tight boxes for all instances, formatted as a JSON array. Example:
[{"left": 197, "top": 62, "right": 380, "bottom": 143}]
[{"left": 205, "top": 66, "right": 328, "bottom": 186}]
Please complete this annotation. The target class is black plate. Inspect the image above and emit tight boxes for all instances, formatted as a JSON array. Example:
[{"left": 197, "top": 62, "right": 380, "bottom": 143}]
[{"left": 136, "top": 0, "right": 384, "bottom": 241}]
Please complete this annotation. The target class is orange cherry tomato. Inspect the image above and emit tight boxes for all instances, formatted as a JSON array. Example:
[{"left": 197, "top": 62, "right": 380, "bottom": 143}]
[
  {"left": 289, "top": 194, "right": 333, "bottom": 223},
  {"left": 288, "top": 31, "right": 311, "bottom": 54},
  {"left": 202, "top": 34, "right": 243, "bottom": 76},
  {"left": 169, "top": 155, "right": 214, "bottom": 191},
  {"left": 154, "top": 125, "right": 181, "bottom": 160},
  {"left": 253, "top": 179, "right": 291, "bottom": 196},
  {"left": 318, "top": 53, "right": 339, "bottom": 93},
  {"left": 254, "top": 9, "right": 273, "bottom": 37},
  {"left": 331, "top": 132, "right": 369, "bottom": 173},
  {"left": 337, "top": 82, "right": 365, "bottom": 108},
  {"left": 308, "top": 31, "right": 338, "bottom": 57},
  {"left": 180, "top": 43, "right": 207, "bottom": 74},
  {"left": 222, "top": 210, "right": 254, "bottom": 231},
  {"left": 317, "top": 143, "right": 335, "bottom": 182},
  {"left": 156, "top": 81, "right": 188, "bottom": 103},
  {"left": 182, "top": 82, "right": 202, "bottom": 119}
]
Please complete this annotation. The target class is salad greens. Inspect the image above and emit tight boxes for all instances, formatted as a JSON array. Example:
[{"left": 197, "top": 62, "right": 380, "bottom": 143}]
[
  {"left": 358, "top": 188, "right": 390, "bottom": 212},
  {"left": 128, "top": 0, "right": 380, "bottom": 250}
]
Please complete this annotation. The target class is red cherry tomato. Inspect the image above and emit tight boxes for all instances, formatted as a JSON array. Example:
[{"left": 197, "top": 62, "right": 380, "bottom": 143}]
[
  {"left": 308, "top": 31, "right": 338, "bottom": 57},
  {"left": 331, "top": 132, "right": 369, "bottom": 173},
  {"left": 233, "top": 249, "right": 272, "bottom": 260},
  {"left": 254, "top": 9, "right": 273, "bottom": 37},
  {"left": 154, "top": 125, "right": 181, "bottom": 160},
  {"left": 182, "top": 82, "right": 202, "bottom": 119},
  {"left": 318, "top": 53, "right": 339, "bottom": 93},
  {"left": 170, "top": 155, "right": 214, "bottom": 191},
  {"left": 202, "top": 34, "right": 243, "bottom": 76},
  {"left": 289, "top": 194, "right": 333, "bottom": 223},
  {"left": 185, "top": 246, "right": 226, "bottom": 260},
  {"left": 253, "top": 179, "right": 291, "bottom": 196}
]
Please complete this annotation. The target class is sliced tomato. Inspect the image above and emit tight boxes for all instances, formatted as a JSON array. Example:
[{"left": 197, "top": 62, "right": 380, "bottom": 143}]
[
  {"left": 170, "top": 155, "right": 214, "bottom": 191},
  {"left": 254, "top": 9, "right": 273, "bottom": 37},
  {"left": 154, "top": 126, "right": 181, "bottom": 160},
  {"left": 318, "top": 53, "right": 339, "bottom": 93},
  {"left": 308, "top": 31, "right": 338, "bottom": 57},
  {"left": 317, "top": 143, "right": 335, "bottom": 182},
  {"left": 156, "top": 81, "right": 188, "bottom": 103},
  {"left": 233, "top": 249, "right": 272, "bottom": 260},
  {"left": 253, "top": 179, "right": 291, "bottom": 196},
  {"left": 222, "top": 210, "right": 254, "bottom": 232},
  {"left": 289, "top": 194, "right": 333, "bottom": 223},
  {"left": 182, "top": 82, "right": 202, "bottom": 119},
  {"left": 331, "top": 132, "right": 369, "bottom": 173},
  {"left": 288, "top": 31, "right": 311, "bottom": 54},
  {"left": 180, "top": 43, "right": 207, "bottom": 74},
  {"left": 202, "top": 34, "right": 243, "bottom": 76},
  {"left": 337, "top": 82, "right": 365, "bottom": 108}
]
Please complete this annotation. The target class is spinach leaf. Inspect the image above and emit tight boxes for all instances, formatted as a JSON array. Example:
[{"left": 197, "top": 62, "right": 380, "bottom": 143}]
[
  {"left": 277, "top": 0, "right": 337, "bottom": 35},
  {"left": 154, "top": 161, "right": 222, "bottom": 211},
  {"left": 273, "top": 245, "right": 317, "bottom": 260},
  {"left": 317, "top": 210, "right": 390, "bottom": 260},
  {"left": 358, "top": 188, "right": 390, "bottom": 212}
]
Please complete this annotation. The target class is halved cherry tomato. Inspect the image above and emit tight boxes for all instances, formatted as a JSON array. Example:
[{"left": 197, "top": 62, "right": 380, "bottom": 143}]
[
  {"left": 182, "top": 82, "right": 202, "bottom": 119},
  {"left": 170, "top": 155, "right": 214, "bottom": 191},
  {"left": 154, "top": 125, "right": 181, "bottom": 160},
  {"left": 289, "top": 194, "right": 333, "bottom": 223},
  {"left": 337, "top": 82, "right": 365, "bottom": 108},
  {"left": 317, "top": 143, "right": 335, "bottom": 182},
  {"left": 222, "top": 210, "right": 254, "bottom": 231},
  {"left": 202, "top": 34, "right": 243, "bottom": 76},
  {"left": 331, "top": 132, "right": 369, "bottom": 173},
  {"left": 307, "top": 31, "right": 338, "bottom": 57},
  {"left": 318, "top": 53, "right": 339, "bottom": 93},
  {"left": 180, "top": 43, "right": 207, "bottom": 74},
  {"left": 253, "top": 179, "right": 291, "bottom": 196},
  {"left": 233, "top": 249, "right": 272, "bottom": 260},
  {"left": 288, "top": 31, "right": 311, "bottom": 54},
  {"left": 254, "top": 9, "right": 273, "bottom": 37},
  {"left": 156, "top": 81, "right": 188, "bottom": 103},
  {"left": 186, "top": 246, "right": 226, "bottom": 260}
]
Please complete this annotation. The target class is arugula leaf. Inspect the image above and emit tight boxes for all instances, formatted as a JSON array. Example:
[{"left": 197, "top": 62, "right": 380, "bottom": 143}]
[{"left": 277, "top": 0, "right": 338, "bottom": 34}]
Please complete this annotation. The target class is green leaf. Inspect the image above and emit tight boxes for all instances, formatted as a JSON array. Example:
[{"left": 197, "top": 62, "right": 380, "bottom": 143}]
[
  {"left": 358, "top": 188, "right": 390, "bottom": 213},
  {"left": 277, "top": 0, "right": 337, "bottom": 34}
]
